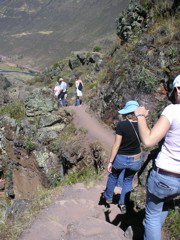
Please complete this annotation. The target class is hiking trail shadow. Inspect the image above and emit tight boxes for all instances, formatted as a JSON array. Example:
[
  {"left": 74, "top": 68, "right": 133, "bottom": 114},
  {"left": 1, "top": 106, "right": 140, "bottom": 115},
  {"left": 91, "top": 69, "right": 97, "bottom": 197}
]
[{"left": 99, "top": 193, "right": 145, "bottom": 240}]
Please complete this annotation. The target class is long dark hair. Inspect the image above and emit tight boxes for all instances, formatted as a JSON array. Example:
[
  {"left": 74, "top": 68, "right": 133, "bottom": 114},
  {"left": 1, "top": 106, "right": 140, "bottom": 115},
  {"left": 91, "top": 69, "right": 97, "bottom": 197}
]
[{"left": 168, "top": 88, "right": 176, "bottom": 104}]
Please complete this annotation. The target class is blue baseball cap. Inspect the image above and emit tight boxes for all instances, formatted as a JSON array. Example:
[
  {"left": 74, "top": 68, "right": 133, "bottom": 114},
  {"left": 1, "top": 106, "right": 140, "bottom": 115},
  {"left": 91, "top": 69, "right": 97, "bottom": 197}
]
[{"left": 118, "top": 100, "right": 139, "bottom": 114}]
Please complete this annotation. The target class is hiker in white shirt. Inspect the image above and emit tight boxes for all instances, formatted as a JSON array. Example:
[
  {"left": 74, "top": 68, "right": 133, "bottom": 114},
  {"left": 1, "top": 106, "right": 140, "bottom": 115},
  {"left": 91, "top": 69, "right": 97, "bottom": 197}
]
[
  {"left": 135, "top": 75, "right": 180, "bottom": 240},
  {"left": 58, "top": 78, "right": 67, "bottom": 107}
]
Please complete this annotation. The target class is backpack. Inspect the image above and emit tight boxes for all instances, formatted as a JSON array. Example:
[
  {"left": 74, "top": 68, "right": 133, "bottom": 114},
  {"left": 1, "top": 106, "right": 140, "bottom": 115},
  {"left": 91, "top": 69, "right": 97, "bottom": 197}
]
[{"left": 78, "top": 82, "right": 83, "bottom": 91}]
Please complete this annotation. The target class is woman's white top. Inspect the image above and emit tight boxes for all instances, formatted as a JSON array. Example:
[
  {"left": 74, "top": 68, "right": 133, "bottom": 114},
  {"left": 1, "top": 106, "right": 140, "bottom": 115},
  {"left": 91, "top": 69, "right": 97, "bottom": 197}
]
[
  {"left": 155, "top": 104, "right": 180, "bottom": 173},
  {"left": 75, "top": 80, "right": 83, "bottom": 97},
  {"left": 54, "top": 85, "right": 61, "bottom": 97}
]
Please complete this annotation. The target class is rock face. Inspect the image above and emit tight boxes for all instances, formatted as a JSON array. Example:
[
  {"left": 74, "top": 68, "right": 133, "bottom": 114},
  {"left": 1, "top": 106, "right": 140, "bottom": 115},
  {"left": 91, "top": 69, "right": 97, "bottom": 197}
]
[
  {"left": 116, "top": 0, "right": 179, "bottom": 43},
  {"left": 25, "top": 88, "right": 57, "bottom": 117},
  {"left": 116, "top": 0, "right": 154, "bottom": 42},
  {"left": 0, "top": 74, "right": 10, "bottom": 106},
  {"left": 0, "top": 90, "right": 107, "bottom": 202},
  {"left": 90, "top": 0, "right": 179, "bottom": 124},
  {"left": 69, "top": 51, "right": 104, "bottom": 71}
]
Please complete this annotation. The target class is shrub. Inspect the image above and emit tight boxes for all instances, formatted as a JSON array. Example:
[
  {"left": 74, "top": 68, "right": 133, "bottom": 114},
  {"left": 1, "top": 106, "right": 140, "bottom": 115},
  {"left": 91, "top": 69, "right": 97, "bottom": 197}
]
[
  {"left": 0, "top": 101, "right": 26, "bottom": 123},
  {"left": 60, "top": 166, "right": 100, "bottom": 186},
  {"left": 93, "top": 46, "right": 101, "bottom": 52},
  {"left": 59, "top": 123, "right": 77, "bottom": 142},
  {"left": 0, "top": 189, "right": 52, "bottom": 240},
  {"left": 138, "top": 68, "right": 158, "bottom": 93},
  {"left": 3, "top": 78, "right": 11, "bottom": 90},
  {"left": 48, "top": 169, "right": 62, "bottom": 187},
  {"left": 164, "top": 208, "right": 180, "bottom": 239},
  {"left": 24, "top": 137, "right": 36, "bottom": 154},
  {"left": 167, "top": 46, "right": 178, "bottom": 58}
]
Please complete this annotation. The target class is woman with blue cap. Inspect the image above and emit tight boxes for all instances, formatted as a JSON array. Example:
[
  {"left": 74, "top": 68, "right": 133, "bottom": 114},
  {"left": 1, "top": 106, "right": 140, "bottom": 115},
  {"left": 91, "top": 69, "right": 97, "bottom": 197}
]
[
  {"left": 103, "top": 100, "right": 142, "bottom": 214},
  {"left": 135, "top": 75, "right": 180, "bottom": 240}
]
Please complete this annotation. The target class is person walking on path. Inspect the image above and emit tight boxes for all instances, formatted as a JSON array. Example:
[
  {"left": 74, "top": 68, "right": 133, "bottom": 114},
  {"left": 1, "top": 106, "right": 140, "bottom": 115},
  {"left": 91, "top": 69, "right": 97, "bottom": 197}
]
[
  {"left": 134, "top": 75, "right": 180, "bottom": 240},
  {"left": 75, "top": 78, "right": 83, "bottom": 106},
  {"left": 103, "top": 100, "right": 143, "bottom": 214},
  {"left": 53, "top": 81, "right": 61, "bottom": 97},
  {"left": 53, "top": 81, "right": 61, "bottom": 106},
  {"left": 58, "top": 78, "right": 67, "bottom": 107}
]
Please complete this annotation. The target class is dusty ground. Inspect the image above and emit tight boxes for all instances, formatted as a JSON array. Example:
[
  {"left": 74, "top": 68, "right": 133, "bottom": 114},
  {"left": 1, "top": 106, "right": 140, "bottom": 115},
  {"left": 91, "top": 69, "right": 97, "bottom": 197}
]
[{"left": 19, "top": 104, "right": 143, "bottom": 240}]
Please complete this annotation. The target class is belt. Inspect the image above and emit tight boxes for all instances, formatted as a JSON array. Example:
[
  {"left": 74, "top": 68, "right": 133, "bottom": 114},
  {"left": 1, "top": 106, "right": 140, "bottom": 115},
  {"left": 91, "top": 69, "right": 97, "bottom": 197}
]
[{"left": 154, "top": 166, "right": 180, "bottom": 178}]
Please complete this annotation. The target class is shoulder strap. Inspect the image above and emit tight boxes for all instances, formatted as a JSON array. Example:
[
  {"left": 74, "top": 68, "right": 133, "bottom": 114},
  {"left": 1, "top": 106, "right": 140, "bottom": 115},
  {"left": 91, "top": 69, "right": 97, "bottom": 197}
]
[{"left": 128, "top": 120, "right": 141, "bottom": 145}]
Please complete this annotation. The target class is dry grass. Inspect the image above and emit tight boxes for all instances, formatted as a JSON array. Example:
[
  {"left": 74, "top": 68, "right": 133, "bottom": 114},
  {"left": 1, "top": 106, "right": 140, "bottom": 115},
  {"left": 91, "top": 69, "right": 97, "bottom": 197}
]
[
  {"left": 149, "top": 15, "right": 179, "bottom": 40},
  {"left": 0, "top": 188, "right": 54, "bottom": 240}
]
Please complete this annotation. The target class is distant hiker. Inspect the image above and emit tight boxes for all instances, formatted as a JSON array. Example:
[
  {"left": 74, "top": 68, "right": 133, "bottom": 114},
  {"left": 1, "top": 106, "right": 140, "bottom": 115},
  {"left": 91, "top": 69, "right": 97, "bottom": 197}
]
[
  {"left": 54, "top": 81, "right": 61, "bottom": 97},
  {"left": 75, "top": 78, "right": 83, "bottom": 106},
  {"left": 103, "top": 100, "right": 142, "bottom": 214},
  {"left": 135, "top": 75, "right": 180, "bottom": 240},
  {"left": 53, "top": 81, "right": 61, "bottom": 107},
  {"left": 58, "top": 78, "right": 67, "bottom": 107}
]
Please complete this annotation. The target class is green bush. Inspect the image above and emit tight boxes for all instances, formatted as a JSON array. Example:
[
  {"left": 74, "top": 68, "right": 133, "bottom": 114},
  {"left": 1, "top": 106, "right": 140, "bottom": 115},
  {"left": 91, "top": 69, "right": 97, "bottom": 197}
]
[
  {"left": 167, "top": 46, "right": 178, "bottom": 58},
  {"left": 60, "top": 166, "right": 100, "bottom": 186},
  {"left": 24, "top": 137, "right": 36, "bottom": 154},
  {"left": 0, "top": 101, "right": 26, "bottom": 122},
  {"left": 164, "top": 209, "right": 180, "bottom": 239},
  {"left": 138, "top": 68, "right": 158, "bottom": 93},
  {"left": 3, "top": 78, "right": 11, "bottom": 90},
  {"left": 48, "top": 169, "right": 62, "bottom": 187},
  {"left": 59, "top": 123, "right": 77, "bottom": 142},
  {"left": 93, "top": 46, "right": 101, "bottom": 52},
  {"left": 89, "top": 81, "right": 98, "bottom": 90}
]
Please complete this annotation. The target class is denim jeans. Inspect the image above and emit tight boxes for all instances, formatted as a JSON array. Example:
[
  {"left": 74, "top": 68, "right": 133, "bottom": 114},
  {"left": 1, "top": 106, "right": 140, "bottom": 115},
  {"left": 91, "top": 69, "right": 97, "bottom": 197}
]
[
  {"left": 75, "top": 95, "right": 80, "bottom": 106},
  {"left": 58, "top": 92, "right": 66, "bottom": 107},
  {"left": 104, "top": 154, "right": 142, "bottom": 206},
  {"left": 61, "top": 97, "right": 66, "bottom": 107},
  {"left": 144, "top": 169, "right": 180, "bottom": 240}
]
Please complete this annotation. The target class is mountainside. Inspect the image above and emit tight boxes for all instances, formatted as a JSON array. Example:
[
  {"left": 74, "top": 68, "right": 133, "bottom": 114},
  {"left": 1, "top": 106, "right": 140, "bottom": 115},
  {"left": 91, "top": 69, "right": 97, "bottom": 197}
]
[
  {"left": 0, "top": 0, "right": 129, "bottom": 70},
  {"left": 0, "top": 1, "right": 179, "bottom": 239}
]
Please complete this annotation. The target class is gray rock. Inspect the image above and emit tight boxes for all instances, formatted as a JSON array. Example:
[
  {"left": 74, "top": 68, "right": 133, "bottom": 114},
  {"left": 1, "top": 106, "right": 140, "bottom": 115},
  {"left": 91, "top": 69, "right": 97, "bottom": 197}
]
[
  {"left": 39, "top": 112, "right": 71, "bottom": 128},
  {"left": 34, "top": 147, "right": 59, "bottom": 175},
  {"left": 69, "top": 57, "right": 81, "bottom": 70},
  {"left": 5, "top": 199, "right": 31, "bottom": 221},
  {"left": 25, "top": 88, "right": 57, "bottom": 117}
]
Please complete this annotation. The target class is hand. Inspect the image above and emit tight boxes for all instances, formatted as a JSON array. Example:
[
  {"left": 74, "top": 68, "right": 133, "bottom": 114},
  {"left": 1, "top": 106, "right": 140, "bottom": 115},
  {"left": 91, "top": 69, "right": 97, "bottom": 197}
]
[
  {"left": 135, "top": 106, "right": 149, "bottom": 117},
  {"left": 107, "top": 163, "right": 112, "bottom": 173}
]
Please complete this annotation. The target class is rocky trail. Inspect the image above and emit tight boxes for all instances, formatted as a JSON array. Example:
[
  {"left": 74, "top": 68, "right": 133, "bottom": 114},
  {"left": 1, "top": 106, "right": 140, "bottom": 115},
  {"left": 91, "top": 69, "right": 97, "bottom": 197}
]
[{"left": 19, "top": 105, "right": 144, "bottom": 240}]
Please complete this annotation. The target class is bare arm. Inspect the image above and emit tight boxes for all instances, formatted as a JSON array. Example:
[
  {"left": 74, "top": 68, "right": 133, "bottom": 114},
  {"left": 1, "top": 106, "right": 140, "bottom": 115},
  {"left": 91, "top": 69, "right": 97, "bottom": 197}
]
[
  {"left": 135, "top": 107, "right": 170, "bottom": 147},
  {"left": 75, "top": 80, "right": 78, "bottom": 88},
  {"left": 107, "top": 134, "right": 122, "bottom": 173}
]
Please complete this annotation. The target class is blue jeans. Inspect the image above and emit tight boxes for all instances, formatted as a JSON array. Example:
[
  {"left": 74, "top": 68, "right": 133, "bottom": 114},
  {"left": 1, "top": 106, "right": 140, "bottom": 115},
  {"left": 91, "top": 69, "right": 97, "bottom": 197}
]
[
  {"left": 58, "top": 92, "right": 66, "bottom": 107},
  {"left": 144, "top": 169, "right": 180, "bottom": 240},
  {"left": 104, "top": 154, "right": 142, "bottom": 205},
  {"left": 75, "top": 95, "right": 81, "bottom": 106},
  {"left": 61, "top": 97, "right": 66, "bottom": 107}
]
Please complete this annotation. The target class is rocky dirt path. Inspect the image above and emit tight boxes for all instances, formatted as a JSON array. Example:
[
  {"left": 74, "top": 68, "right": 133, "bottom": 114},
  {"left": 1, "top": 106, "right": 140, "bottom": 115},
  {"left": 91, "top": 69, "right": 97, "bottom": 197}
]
[{"left": 19, "top": 105, "right": 137, "bottom": 240}]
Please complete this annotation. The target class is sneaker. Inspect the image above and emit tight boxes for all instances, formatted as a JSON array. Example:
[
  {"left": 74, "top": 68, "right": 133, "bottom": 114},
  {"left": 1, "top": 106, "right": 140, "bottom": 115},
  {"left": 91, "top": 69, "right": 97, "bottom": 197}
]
[
  {"left": 106, "top": 199, "right": 112, "bottom": 204},
  {"left": 102, "top": 193, "right": 112, "bottom": 204},
  {"left": 119, "top": 204, "right": 126, "bottom": 214}
]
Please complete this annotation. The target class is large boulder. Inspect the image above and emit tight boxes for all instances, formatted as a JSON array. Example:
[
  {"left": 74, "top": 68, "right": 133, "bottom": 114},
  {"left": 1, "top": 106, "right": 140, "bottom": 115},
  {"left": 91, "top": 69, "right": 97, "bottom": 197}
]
[
  {"left": 116, "top": 0, "right": 154, "bottom": 42},
  {"left": 25, "top": 87, "right": 57, "bottom": 117},
  {"left": 69, "top": 51, "right": 104, "bottom": 71}
]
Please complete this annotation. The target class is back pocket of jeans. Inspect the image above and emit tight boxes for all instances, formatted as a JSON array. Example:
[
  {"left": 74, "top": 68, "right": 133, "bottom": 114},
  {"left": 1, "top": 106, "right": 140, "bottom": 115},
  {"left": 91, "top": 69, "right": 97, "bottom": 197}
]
[{"left": 153, "top": 180, "right": 173, "bottom": 199}]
